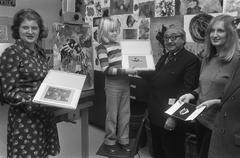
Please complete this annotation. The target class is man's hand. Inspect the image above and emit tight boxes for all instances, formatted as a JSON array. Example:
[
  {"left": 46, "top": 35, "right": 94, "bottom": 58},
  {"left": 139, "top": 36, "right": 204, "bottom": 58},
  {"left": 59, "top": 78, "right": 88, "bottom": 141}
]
[
  {"left": 196, "top": 99, "right": 221, "bottom": 109},
  {"left": 178, "top": 93, "right": 195, "bottom": 103},
  {"left": 164, "top": 117, "right": 176, "bottom": 131}
]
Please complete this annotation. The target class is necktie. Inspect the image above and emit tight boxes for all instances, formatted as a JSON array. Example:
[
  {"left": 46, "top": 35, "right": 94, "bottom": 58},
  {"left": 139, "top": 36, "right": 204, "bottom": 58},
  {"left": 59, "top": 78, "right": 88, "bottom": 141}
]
[{"left": 165, "top": 52, "right": 175, "bottom": 64}]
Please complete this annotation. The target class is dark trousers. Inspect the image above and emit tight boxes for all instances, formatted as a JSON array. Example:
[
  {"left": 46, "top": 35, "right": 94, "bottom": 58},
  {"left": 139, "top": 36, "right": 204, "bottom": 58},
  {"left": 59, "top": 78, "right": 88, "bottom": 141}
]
[
  {"left": 196, "top": 121, "right": 212, "bottom": 158},
  {"left": 150, "top": 123, "right": 186, "bottom": 158}
]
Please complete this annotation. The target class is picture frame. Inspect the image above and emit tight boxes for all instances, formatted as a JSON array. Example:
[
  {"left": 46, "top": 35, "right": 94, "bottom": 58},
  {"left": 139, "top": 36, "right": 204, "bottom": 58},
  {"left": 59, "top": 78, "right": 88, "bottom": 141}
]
[
  {"left": 120, "top": 40, "right": 155, "bottom": 71},
  {"left": 33, "top": 70, "right": 86, "bottom": 109}
]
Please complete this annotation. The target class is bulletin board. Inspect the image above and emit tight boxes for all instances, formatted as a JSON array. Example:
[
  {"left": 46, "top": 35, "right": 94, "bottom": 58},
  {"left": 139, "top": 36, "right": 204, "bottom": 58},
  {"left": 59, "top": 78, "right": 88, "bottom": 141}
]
[{"left": 78, "top": 0, "right": 240, "bottom": 71}]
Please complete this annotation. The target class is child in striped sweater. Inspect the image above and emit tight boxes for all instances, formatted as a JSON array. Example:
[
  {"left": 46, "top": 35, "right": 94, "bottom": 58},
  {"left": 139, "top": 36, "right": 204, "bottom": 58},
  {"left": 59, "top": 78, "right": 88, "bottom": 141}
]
[{"left": 96, "top": 17, "right": 137, "bottom": 154}]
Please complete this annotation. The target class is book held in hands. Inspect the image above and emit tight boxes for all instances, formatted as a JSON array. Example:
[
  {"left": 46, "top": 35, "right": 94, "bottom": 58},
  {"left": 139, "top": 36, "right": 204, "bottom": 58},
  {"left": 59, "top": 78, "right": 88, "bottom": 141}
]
[
  {"left": 165, "top": 101, "right": 206, "bottom": 121},
  {"left": 120, "top": 40, "right": 155, "bottom": 71},
  {"left": 33, "top": 70, "right": 86, "bottom": 110}
]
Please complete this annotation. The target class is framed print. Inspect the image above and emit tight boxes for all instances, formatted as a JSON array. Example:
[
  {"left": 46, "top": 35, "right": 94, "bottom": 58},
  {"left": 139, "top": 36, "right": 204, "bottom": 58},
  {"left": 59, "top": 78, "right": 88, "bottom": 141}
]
[
  {"left": 120, "top": 40, "right": 155, "bottom": 70},
  {"left": 33, "top": 70, "right": 86, "bottom": 109}
]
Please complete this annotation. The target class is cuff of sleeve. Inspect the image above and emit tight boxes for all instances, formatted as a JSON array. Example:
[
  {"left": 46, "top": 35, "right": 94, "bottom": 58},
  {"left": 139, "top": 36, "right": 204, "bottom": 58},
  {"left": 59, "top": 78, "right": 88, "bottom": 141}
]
[
  {"left": 117, "top": 69, "right": 126, "bottom": 75},
  {"left": 190, "top": 91, "right": 199, "bottom": 101}
]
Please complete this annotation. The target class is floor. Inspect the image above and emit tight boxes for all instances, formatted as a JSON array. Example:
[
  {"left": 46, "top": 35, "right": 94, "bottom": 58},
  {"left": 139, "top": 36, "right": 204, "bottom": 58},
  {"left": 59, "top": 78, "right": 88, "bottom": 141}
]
[{"left": 0, "top": 105, "right": 153, "bottom": 158}]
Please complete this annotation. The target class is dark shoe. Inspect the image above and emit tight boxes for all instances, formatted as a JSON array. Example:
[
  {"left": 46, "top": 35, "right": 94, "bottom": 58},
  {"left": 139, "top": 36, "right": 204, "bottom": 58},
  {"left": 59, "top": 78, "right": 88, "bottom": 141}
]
[
  {"left": 104, "top": 144, "right": 119, "bottom": 154},
  {"left": 119, "top": 144, "right": 131, "bottom": 152}
]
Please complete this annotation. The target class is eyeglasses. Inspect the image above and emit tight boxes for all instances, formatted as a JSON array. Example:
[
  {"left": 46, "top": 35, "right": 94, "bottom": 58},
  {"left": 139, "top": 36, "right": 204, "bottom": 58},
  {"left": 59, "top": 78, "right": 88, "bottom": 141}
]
[{"left": 164, "top": 35, "right": 182, "bottom": 41}]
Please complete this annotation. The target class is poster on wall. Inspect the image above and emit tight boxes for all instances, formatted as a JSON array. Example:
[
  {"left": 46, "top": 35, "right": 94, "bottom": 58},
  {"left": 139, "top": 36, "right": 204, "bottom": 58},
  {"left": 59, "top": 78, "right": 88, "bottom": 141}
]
[
  {"left": 0, "top": 17, "right": 13, "bottom": 43},
  {"left": 223, "top": 0, "right": 240, "bottom": 14},
  {"left": 150, "top": 15, "right": 183, "bottom": 63},
  {"left": 110, "top": 0, "right": 134, "bottom": 15},
  {"left": 178, "top": 0, "right": 222, "bottom": 15},
  {"left": 133, "top": 0, "right": 155, "bottom": 18},
  {"left": 138, "top": 18, "right": 150, "bottom": 39},
  {"left": 52, "top": 23, "right": 94, "bottom": 90},
  {"left": 155, "top": 0, "right": 175, "bottom": 17},
  {"left": 184, "top": 12, "right": 238, "bottom": 42},
  {"left": 0, "top": 25, "right": 8, "bottom": 41}
]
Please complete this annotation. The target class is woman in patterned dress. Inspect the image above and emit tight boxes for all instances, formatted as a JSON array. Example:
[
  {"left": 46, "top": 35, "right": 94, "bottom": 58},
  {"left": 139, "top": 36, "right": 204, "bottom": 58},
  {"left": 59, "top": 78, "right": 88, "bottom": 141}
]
[{"left": 0, "top": 8, "right": 60, "bottom": 158}]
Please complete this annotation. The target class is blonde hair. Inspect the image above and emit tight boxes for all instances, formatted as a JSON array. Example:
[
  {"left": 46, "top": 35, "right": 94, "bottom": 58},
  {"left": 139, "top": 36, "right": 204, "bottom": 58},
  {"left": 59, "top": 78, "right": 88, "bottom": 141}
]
[
  {"left": 204, "top": 14, "right": 239, "bottom": 63},
  {"left": 97, "top": 17, "right": 120, "bottom": 43}
]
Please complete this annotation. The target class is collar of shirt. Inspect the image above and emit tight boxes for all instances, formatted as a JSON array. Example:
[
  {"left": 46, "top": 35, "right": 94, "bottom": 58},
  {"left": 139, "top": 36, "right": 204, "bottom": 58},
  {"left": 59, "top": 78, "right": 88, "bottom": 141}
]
[{"left": 15, "top": 39, "right": 46, "bottom": 59}]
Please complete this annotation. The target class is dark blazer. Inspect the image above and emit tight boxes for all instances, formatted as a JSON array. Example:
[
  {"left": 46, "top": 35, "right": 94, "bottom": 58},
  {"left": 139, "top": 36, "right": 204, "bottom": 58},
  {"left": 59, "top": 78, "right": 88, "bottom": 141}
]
[
  {"left": 139, "top": 48, "right": 201, "bottom": 127},
  {"left": 209, "top": 56, "right": 240, "bottom": 158}
]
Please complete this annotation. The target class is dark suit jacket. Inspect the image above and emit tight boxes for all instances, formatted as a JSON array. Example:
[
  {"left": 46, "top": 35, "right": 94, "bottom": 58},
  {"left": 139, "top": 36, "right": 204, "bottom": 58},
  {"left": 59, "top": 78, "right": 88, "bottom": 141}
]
[
  {"left": 209, "top": 56, "right": 240, "bottom": 158},
  {"left": 139, "top": 48, "right": 201, "bottom": 127}
]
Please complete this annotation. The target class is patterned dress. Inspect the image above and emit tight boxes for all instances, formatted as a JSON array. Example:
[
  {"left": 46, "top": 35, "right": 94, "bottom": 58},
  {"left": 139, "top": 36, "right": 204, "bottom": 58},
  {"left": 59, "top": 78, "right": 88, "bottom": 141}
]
[{"left": 0, "top": 39, "right": 60, "bottom": 158}]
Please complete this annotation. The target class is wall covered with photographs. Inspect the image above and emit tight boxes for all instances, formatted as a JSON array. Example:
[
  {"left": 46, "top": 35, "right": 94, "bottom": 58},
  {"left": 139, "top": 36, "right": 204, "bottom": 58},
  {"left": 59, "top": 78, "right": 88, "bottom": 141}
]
[{"left": 78, "top": 0, "right": 240, "bottom": 71}]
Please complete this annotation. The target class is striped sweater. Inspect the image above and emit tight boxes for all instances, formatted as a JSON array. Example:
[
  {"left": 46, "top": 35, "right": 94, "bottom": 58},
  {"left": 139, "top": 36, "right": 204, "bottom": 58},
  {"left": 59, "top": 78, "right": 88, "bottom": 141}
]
[{"left": 96, "top": 42, "right": 126, "bottom": 75}]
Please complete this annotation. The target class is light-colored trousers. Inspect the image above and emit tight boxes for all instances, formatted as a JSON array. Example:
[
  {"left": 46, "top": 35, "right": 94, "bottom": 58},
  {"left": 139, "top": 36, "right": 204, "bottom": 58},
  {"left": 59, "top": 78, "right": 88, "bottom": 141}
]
[{"left": 104, "top": 77, "right": 130, "bottom": 145}]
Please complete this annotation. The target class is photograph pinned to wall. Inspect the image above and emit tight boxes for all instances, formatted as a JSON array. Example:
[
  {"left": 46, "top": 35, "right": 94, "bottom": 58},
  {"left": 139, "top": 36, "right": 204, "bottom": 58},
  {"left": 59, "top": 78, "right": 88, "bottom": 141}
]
[
  {"left": 123, "top": 29, "right": 138, "bottom": 39},
  {"left": 184, "top": 12, "right": 237, "bottom": 42},
  {"left": 75, "top": 0, "right": 84, "bottom": 12},
  {"left": 150, "top": 16, "right": 183, "bottom": 63},
  {"left": 125, "top": 14, "right": 138, "bottom": 28},
  {"left": 93, "top": 16, "right": 102, "bottom": 27},
  {"left": 95, "top": 0, "right": 110, "bottom": 8},
  {"left": 84, "top": 0, "right": 94, "bottom": 5},
  {"left": 85, "top": 4, "right": 95, "bottom": 23},
  {"left": 0, "top": 25, "right": 8, "bottom": 42},
  {"left": 155, "top": 0, "right": 175, "bottom": 17},
  {"left": 94, "top": 0, "right": 103, "bottom": 17},
  {"left": 138, "top": 18, "right": 150, "bottom": 40},
  {"left": 223, "top": 0, "right": 240, "bottom": 14},
  {"left": 111, "top": 15, "right": 124, "bottom": 40},
  {"left": 178, "top": 0, "right": 222, "bottom": 15},
  {"left": 137, "top": 0, "right": 155, "bottom": 18},
  {"left": 0, "top": 17, "right": 13, "bottom": 43},
  {"left": 110, "top": 0, "right": 134, "bottom": 15},
  {"left": 52, "top": 23, "right": 94, "bottom": 90}
]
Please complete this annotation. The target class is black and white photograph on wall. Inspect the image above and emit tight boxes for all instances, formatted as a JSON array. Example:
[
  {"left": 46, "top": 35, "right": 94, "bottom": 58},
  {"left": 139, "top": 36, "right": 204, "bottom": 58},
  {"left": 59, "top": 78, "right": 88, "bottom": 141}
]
[
  {"left": 126, "top": 14, "right": 138, "bottom": 28},
  {"left": 84, "top": 0, "right": 94, "bottom": 5},
  {"left": 138, "top": 18, "right": 150, "bottom": 39},
  {"left": 85, "top": 4, "right": 95, "bottom": 23},
  {"left": 155, "top": 0, "right": 175, "bottom": 17},
  {"left": 0, "top": 17, "right": 13, "bottom": 43},
  {"left": 110, "top": 0, "right": 134, "bottom": 15},
  {"left": 178, "top": 0, "right": 222, "bottom": 15},
  {"left": 137, "top": 0, "right": 155, "bottom": 18},
  {"left": 123, "top": 29, "right": 138, "bottom": 39},
  {"left": 0, "top": 25, "right": 7, "bottom": 41},
  {"left": 223, "top": 0, "right": 240, "bottom": 13}
]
